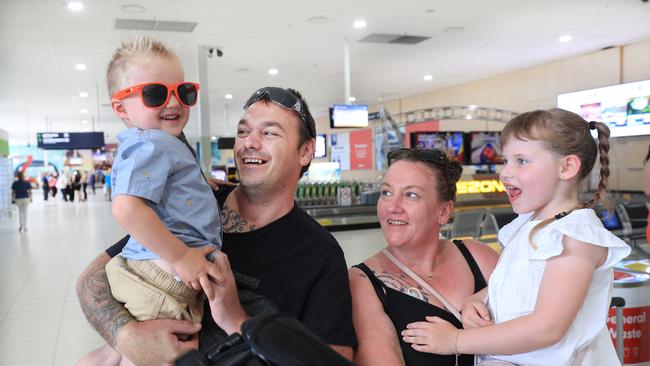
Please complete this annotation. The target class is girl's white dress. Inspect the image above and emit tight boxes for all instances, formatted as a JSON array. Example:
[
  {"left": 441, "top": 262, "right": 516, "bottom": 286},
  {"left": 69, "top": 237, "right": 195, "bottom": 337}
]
[{"left": 479, "top": 209, "right": 631, "bottom": 366}]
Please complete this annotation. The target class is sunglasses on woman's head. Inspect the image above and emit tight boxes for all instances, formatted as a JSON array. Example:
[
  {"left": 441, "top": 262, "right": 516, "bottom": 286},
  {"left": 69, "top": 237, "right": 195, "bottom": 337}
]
[
  {"left": 112, "top": 82, "right": 200, "bottom": 109},
  {"left": 387, "top": 146, "right": 451, "bottom": 179},
  {"left": 243, "top": 87, "right": 316, "bottom": 138}
]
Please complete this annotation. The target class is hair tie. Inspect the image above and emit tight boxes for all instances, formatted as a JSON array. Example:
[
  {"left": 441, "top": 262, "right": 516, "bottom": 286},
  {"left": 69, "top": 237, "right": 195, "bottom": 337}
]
[{"left": 589, "top": 121, "right": 597, "bottom": 130}]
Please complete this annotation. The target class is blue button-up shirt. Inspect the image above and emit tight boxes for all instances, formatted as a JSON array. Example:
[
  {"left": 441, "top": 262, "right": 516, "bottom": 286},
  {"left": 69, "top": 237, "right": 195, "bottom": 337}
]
[{"left": 112, "top": 128, "right": 222, "bottom": 260}]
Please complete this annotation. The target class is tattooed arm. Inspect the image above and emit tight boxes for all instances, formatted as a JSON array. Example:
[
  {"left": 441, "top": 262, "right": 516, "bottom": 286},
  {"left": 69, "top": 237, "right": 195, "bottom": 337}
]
[{"left": 76, "top": 252, "right": 201, "bottom": 366}]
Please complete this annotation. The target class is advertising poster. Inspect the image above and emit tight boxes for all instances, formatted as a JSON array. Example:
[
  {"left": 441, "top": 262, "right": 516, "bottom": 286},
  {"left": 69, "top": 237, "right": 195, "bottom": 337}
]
[
  {"left": 330, "top": 132, "right": 350, "bottom": 171},
  {"left": 350, "top": 129, "right": 373, "bottom": 170}
]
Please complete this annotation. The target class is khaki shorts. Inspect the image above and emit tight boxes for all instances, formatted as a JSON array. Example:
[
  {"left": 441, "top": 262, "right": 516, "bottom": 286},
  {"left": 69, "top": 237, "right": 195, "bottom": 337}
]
[{"left": 105, "top": 255, "right": 203, "bottom": 322}]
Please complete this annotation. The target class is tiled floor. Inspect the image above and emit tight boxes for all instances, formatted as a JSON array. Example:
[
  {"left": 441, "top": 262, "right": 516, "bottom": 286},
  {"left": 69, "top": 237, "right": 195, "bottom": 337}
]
[{"left": 0, "top": 191, "right": 385, "bottom": 366}]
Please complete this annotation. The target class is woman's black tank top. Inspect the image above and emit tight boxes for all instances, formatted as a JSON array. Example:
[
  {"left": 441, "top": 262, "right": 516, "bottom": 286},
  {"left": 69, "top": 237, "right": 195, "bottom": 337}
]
[{"left": 353, "top": 240, "right": 487, "bottom": 366}]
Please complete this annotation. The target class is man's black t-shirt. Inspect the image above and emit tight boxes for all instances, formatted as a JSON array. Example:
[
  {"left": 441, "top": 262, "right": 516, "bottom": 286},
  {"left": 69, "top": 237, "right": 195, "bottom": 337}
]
[{"left": 106, "top": 186, "right": 356, "bottom": 347}]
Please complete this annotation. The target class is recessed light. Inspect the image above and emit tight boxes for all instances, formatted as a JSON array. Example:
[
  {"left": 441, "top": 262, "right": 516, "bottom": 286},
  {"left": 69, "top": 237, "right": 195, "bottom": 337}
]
[
  {"left": 307, "top": 16, "right": 329, "bottom": 25},
  {"left": 74, "top": 63, "right": 87, "bottom": 71},
  {"left": 423, "top": 74, "right": 433, "bottom": 81},
  {"left": 443, "top": 26, "right": 464, "bottom": 34},
  {"left": 79, "top": 91, "right": 88, "bottom": 98},
  {"left": 81, "top": 120, "right": 88, "bottom": 124},
  {"left": 67, "top": 1, "right": 84, "bottom": 11},
  {"left": 348, "top": 96, "right": 357, "bottom": 102},
  {"left": 211, "top": 136, "right": 217, "bottom": 141},
  {"left": 353, "top": 20, "right": 367, "bottom": 29},
  {"left": 80, "top": 108, "right": 88, "bottom": 114},
  {"left": 558, "top": 35, "right": 573, "bottom": 43},
  {"left": 268, "top": 68, "right": 279, "bottom": 75},
  {"left": 121, "top": 4, "right": 146, "bottom": 13},
  {"left": 225, "top": 94, "right": 233, "bottom": 99}
]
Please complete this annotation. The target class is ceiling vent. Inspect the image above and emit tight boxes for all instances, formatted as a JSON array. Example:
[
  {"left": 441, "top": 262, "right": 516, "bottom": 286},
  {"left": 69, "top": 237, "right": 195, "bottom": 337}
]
[
  {"left": 115, "top": 18, "right": 198, "bottom": 32},
  {"left": 359, "top": 33, "right": 430, "bottom": 45}
]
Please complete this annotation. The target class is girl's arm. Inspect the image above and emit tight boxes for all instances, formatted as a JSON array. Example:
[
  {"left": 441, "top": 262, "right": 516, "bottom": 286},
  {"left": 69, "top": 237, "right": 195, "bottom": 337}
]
[
  {"left": 404, "top": 235, "right": 607, "bottom": 355},
  {"left": 349, "top": 268, "right": 405, "bottom": 366}
]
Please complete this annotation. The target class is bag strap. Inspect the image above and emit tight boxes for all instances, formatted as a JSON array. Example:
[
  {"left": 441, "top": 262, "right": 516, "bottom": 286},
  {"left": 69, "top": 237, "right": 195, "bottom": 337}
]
[{"left": 382, "top": 248, "right": 462, "bottom": 321}]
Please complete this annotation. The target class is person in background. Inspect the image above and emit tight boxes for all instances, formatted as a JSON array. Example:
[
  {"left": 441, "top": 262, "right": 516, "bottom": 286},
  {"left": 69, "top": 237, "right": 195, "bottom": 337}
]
[
  {"left": 401, "top": 109, "right": 631, "bottom": 365},
  {"left": 104, "top": 168, "right": 112, "bottom": 201},
  {"left": 643, "top": 145, "right": 650, "bottom": 246},
  {"left": 11, "top": 171, "right": 32, "bottom": 232},
  {"left": 73, "top": 170, "right": 82, "bottom": 202},
  {"left": 48, "top": 173, "right": 58, "bottom": 198},
  {"left": 350, "top": 147, "right": 498, "bottom": 366},
  {"left": 89, "top": 170, "right": 96, "bottom": 195},
  {"left": 57, "top": 171, "right": 68, "bottom": 202},
  {"left": 81, "top": 170, "right": 89, "bottom": 201},
  {"left": 40, "top": 172, "right": 49, "bottom": 201}
]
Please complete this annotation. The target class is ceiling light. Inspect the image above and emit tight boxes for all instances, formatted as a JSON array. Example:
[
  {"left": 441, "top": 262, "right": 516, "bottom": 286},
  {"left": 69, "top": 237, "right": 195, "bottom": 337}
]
[
  {"left": 67, "top": 1, "right": 84, "bottom": 11},
  {"left": 211, "top": 136, "right": 217, "bottom": 141},
  {"left": 74, "top": 63, "right": 87, "bottom": 71},
  {"left": 268, "top": 68, "right": 279, "bottom": 75},
  {"left": 558, "top": 35, "right": 573, "bottom": 43},
  {"left": 80, "top": 108, "right": 88, "bottom": 114},
  {"left": 121, "top": 4, "right": 146, "bottom": 13},
  {"left": 225, "top": 94, "right": 233, "bottom": 99},
  {"left": 442, "top": 26, "right": 464, "bottom": 34},
  {"left": 423, "top": 74, "right": 433, "bottom": 81},
  {"left": 348, "top": 96, "right": 357, "bottom": 102},
  {"left": 81, "top": 120, "right": 88, "bottom": 124},
  {"left": 79, "top": 91, "right": 88, "bottom": 98},
  {"left": 353, "top": 20, "right": 367, "bottom": 29},
  {"left": 307, "top": 16, "right": 329, "bottom": 25}
]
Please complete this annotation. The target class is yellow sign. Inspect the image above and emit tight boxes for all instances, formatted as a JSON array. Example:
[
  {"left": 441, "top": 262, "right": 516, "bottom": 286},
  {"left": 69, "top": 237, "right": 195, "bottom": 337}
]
[{"left": 456, "top": 179, "right": 505, "bottom": 194}]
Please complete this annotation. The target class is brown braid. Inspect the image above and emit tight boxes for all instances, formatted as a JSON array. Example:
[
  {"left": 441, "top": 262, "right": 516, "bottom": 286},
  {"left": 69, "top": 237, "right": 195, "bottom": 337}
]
[{"left": 582, "top": 122, "right": 610, "bottom": 209}]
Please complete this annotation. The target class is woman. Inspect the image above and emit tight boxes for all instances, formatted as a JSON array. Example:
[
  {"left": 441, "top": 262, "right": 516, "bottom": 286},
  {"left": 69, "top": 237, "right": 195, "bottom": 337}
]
[
  {"left": 349, "top": 147, "right": 499, "bottom": 366},
  {"left": 11, "top": 171, "right": 32, "bottom": 232}
]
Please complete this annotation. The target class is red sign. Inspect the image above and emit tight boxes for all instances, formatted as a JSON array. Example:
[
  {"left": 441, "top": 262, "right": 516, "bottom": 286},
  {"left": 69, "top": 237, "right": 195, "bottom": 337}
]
[
  {"left": 608, "top": 306, "right": 650, "bottom": 364},
  {"left": 405, "top": 120, "right": 439, "bottom": 148},
  {"left": 349, "top": 129, "right": 373, "bottom": 170}
]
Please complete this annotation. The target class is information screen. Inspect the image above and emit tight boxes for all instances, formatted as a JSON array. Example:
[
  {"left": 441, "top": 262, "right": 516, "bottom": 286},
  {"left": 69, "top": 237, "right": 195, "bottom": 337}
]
[
  {"left": 37, "top": 132, "right": 105, "bottom": 150},
  {"left": 330, "top": 104, "right": 369, "bottom": 128}
]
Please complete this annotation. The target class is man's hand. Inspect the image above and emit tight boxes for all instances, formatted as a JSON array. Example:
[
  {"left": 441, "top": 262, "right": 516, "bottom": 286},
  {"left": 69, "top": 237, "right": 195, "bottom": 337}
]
[
  {"left": 207, "top": 251, "right": 249, "bottom": 334},
  {"left": 115, "top": 319, "right": 201, "bottom": 366},
  {"left": 206, "top": 177, "right": 237, "bottom": 192},
  {"left": 171, "top": 246, "right": 223, "bottom": 300}
]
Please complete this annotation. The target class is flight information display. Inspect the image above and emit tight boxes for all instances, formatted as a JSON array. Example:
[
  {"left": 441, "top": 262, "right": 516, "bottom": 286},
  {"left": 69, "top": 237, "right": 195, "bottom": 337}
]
[{"left": 37, "top": 132, "right": 105, "bottom": 150}]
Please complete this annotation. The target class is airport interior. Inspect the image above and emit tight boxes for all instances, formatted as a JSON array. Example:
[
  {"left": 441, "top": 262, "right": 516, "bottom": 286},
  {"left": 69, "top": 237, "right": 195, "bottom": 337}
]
[{"left": 1, "top": 1, "right": 650, "bottom": 365}]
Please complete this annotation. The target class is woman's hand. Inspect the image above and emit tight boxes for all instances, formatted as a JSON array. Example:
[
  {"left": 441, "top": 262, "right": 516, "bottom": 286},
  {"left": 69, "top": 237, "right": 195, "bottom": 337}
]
[
  {"left": 402, "top": 316, "right": 458, "bottom": 355},
  {"left": 461, "top": 297, "right": 493, "bottom": 329}
]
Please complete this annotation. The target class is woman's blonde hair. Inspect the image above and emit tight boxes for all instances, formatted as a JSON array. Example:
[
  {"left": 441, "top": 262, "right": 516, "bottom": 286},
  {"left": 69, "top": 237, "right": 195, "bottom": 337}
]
[
  {"left": 106, "top": 35, "right": 178, "bottom": 97},
  {"left": 500, "top": 108, "right": 611, "bottom": 248}
]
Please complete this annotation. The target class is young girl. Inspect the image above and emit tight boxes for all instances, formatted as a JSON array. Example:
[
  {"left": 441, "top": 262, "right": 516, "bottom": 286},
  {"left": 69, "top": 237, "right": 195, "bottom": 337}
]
[{"left": 401, "top": 109, "right": 631, "bottom": 365}]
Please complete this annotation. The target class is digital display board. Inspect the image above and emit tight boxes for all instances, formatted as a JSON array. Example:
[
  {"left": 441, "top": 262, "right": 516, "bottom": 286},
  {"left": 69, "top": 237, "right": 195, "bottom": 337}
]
[
  {"left": 330, "top": 104, "right": 369, "bottom": 128},
  {"left": 37, "top": 132, "right": 105, "bottom": 150}
]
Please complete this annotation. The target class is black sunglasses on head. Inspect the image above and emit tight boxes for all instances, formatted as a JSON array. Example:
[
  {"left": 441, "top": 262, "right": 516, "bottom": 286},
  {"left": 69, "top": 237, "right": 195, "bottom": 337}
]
[
  {"left": 243, "top": 87, "right": 316, "bottom": 138},
  {"left": 387, "top": 146, "right": 451, "bottom": 180}
]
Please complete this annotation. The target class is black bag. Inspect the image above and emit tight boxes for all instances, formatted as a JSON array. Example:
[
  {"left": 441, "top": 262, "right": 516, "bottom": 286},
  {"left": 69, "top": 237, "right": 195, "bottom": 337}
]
[{"left": 176, "top": 313, "right": 355, "bottom": 366}]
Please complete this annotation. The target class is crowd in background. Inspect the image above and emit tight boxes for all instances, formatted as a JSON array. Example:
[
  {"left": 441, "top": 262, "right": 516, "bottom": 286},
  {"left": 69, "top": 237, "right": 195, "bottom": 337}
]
[{"left": 37, "top": 168, "right": 112, "bottom": 202}]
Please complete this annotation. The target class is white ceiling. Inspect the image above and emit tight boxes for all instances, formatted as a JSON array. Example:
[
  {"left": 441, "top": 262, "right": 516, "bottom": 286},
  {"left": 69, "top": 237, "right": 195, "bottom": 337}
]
[{"left": 1, "top": 0, "right": 650, "bottom": 145}]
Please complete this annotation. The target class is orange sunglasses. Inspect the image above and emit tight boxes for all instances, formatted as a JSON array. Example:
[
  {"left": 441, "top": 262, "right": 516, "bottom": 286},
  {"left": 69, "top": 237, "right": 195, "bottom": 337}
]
[{"left": 112, "top": 82, "right": 200, "bottom": 108}]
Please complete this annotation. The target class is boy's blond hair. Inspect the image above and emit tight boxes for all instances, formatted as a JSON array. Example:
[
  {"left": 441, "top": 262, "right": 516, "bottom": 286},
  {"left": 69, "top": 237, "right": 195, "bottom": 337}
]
[{"left": 106, "top": 35, "right": 178, "bottom": 97}]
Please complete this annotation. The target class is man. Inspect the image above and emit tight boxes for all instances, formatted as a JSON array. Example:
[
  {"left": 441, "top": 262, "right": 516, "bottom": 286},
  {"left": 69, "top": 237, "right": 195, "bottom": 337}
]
[{"left": 76, "top": 87, "right": 356, "bottom": 366}]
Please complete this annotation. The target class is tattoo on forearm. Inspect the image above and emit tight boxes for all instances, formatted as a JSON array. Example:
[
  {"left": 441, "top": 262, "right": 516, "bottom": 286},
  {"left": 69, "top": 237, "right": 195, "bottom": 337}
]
[
  {"left": 76, "top": 263, "right": 133, "bottom": 347},
  {"left": 221, "top": 204, "right": 255, "bottom": 233}
]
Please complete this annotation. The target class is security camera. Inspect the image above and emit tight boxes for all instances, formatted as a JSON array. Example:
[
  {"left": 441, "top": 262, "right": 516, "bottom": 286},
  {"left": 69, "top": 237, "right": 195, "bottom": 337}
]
[
  {"left": 216, "top": 49, "right": 223, "bottom": 57},
  {"left": 207, "top": 47, "right": 223, "bottom": 58},
  {"left": 208, "top": 47, "right": 215, "bottom": 57}
]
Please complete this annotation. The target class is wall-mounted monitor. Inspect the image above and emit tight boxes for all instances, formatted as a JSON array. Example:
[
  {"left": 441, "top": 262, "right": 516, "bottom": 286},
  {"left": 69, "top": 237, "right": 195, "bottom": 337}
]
[
  {"left": 410, "top": 131, "right": 467, "bottom": 164},
  {"left": 315, "top": 134, "right": 326, "bottom": 158},
  {"left": 557, "top": 79, "right": 650, "bottom": 137},
  {"left": 469, "top": 132, "right": 502, "bottom": 164},
  {"left": 330, "top": 104, "right": 369, "bottom": 128}
]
